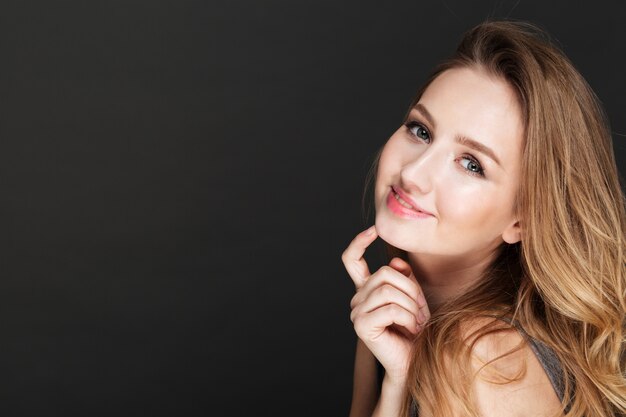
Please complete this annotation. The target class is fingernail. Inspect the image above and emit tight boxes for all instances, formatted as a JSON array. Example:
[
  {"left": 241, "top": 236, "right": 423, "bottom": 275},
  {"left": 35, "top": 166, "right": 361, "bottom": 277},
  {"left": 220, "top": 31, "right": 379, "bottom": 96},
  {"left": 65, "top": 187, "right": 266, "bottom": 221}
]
[
  {"left": 365, "top": 225, "right": 375, "bottom": 236},
  {"left": 418, "top": 311, "right": 426, "bottom": 323},
  {"left": 417, "top": 292, "right": 426, "bottom": 307}
]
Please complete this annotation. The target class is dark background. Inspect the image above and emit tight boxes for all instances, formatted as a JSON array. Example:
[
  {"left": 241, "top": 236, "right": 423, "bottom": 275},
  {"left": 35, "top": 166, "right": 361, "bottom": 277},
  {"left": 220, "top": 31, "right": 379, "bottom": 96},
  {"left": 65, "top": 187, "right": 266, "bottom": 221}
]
[{"left": 2, "top": 1, "right": 625, "bottom": 416}]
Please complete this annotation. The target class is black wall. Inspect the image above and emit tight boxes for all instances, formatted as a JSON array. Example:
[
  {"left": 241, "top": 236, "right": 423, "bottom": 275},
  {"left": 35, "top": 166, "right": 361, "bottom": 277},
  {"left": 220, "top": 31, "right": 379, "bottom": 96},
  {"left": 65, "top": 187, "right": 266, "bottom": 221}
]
[{"left": 2, "top": 1, "right": 625, "bottom": 416}]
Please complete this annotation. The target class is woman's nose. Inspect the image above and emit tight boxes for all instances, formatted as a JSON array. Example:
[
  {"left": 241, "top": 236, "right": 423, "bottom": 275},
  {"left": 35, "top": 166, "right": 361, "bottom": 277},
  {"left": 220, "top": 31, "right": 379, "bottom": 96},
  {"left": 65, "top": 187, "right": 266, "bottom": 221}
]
[{"left": 399, "top": 145, "right": 441, "bottom": 195}]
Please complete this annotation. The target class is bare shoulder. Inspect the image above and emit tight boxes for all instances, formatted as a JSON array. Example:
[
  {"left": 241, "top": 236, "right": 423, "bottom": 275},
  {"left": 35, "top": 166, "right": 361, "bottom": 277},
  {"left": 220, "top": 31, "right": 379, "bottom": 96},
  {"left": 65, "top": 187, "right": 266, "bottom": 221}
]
[{"left": 460, "top": 317, "right": 565, "bottom": 417}]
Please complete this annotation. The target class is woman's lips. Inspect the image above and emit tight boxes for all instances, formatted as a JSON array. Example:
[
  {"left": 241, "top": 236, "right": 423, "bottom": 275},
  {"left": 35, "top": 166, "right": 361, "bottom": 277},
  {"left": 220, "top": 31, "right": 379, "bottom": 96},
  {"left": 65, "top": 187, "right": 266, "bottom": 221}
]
[
  {"left": 387, "top": 187, "right": 434, "bottom": 219},
  {"left": 390, "top": 186, "right": 434, "bottom": 216}
]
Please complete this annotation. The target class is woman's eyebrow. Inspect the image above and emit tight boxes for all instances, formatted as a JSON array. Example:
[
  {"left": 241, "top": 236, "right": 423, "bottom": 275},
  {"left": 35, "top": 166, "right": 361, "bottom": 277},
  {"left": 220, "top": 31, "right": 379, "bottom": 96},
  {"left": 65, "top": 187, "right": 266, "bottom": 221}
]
[{"left": 413, "top": 103, "right": 502, "bottom": 167}]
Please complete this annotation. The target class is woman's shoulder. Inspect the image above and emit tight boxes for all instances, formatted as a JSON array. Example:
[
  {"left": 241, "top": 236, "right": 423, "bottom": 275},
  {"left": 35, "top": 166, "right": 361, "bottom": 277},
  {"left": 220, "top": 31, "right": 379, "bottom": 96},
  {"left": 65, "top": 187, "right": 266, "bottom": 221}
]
[{"left": 458, "top": 316, "right": 565, "bottom": 417}]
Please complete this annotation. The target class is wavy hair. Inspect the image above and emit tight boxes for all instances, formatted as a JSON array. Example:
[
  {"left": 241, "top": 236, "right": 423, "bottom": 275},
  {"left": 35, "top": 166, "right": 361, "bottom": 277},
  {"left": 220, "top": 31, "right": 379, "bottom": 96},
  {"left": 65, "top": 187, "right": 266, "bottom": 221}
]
[{"left": 362, "top": 20, "right": 626, "bottom": 417}]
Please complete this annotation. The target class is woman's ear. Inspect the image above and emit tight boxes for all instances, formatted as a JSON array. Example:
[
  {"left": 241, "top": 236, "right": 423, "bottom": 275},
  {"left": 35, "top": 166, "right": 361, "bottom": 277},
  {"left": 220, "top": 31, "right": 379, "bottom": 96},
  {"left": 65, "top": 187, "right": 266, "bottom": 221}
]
[{"left": 502, "top": 219, "right": 522, "bottom": 244}]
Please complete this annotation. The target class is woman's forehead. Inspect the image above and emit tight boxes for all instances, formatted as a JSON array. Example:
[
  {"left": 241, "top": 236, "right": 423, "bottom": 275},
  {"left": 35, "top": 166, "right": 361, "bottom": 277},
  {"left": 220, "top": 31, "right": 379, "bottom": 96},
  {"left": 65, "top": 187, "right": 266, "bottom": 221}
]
[{"left": 421, "top": 68, "right": 521, "bottom": 120}]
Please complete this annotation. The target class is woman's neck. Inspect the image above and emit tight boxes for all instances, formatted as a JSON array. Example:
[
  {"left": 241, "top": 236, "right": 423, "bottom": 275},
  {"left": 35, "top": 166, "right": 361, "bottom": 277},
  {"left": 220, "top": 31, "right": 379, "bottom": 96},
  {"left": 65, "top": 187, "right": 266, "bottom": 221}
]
[{"left": 406, "top": 248, "right": 500, "bottom": 310}]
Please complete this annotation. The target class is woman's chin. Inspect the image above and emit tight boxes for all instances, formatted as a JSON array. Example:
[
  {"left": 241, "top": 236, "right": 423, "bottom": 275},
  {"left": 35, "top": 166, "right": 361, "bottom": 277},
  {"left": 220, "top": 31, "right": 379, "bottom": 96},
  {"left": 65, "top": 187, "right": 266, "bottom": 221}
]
[{"left": 375, "top": 218, "right": 416, "bottom": 253}]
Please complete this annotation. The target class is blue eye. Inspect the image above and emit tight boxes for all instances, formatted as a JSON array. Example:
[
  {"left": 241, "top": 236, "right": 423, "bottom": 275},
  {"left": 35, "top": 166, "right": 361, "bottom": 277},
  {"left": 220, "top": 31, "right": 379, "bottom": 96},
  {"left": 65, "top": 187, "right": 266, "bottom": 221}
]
[
  {"left": 404, "top": 121, "right": 431, "bottom": 143},
  {"left": 459, "top": 155, "right": 485, "bottom": 177}
]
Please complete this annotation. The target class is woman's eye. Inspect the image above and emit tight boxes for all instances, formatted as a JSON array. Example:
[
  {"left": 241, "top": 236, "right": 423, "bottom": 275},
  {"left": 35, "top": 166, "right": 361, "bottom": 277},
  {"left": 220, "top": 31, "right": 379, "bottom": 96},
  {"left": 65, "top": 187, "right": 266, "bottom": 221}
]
[
  {"left": 404, "top": 121, "right": 431, "bottom": 143},
  {"left": 459, "top": 156, "right": 485, "bottom": 177}
]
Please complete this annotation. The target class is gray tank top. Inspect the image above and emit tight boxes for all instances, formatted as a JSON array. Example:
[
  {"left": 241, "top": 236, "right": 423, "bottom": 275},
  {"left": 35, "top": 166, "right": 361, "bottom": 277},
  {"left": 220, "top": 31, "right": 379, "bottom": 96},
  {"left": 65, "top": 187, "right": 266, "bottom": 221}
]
[{"left": 376, "top": 318, "right": 569, "bottom": 416}]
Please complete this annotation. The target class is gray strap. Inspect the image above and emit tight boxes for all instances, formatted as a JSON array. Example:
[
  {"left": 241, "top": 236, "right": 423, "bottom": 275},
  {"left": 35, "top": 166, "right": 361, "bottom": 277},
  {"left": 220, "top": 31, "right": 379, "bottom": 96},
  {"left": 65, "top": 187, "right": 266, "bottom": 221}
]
[{"left": 497, "top": 316, "right": 570, "bottom": 412}]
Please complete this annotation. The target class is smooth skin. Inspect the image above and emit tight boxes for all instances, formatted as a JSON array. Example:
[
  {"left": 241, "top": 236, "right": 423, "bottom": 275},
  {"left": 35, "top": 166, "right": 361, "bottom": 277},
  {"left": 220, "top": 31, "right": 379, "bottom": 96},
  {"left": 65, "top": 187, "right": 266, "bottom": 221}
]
[{"left": 343, "top": 67, "right": 564, "bottom": 417}]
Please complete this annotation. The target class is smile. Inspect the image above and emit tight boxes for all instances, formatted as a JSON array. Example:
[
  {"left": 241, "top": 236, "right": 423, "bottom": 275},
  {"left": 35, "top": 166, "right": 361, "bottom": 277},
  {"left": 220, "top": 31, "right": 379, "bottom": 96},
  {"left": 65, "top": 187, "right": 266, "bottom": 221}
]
[
  {"left": 386, "top": 188, "right": 433, "bottom": 219},
  {"left": 393, "top": 192, "right": 415, "bottom": 209}
]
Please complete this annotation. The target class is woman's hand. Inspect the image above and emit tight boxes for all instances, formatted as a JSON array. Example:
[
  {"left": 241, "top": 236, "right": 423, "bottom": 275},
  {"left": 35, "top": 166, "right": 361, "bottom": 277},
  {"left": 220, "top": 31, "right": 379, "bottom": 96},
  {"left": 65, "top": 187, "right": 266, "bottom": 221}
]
[{"left": 342, "top": 225, "right": 431, "bottom": 384}]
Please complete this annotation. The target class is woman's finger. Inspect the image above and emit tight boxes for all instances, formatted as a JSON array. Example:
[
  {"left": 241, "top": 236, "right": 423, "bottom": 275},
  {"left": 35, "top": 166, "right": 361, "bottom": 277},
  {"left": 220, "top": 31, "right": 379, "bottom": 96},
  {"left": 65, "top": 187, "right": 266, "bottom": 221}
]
[
  {"left": 353, "top": 264, "right": 424, "bottom": 312},
  {"left": 350, "top": 283, "right": 423, "bottom": 327},
  {"left": 389, "top": 257, "right": 431, "bottom": 321},
  {"left": 341, "top": 225, "right": 378, "bottom": 290},
  {"left": 353, "top": 303, "right": 420, "bottom": 340}
]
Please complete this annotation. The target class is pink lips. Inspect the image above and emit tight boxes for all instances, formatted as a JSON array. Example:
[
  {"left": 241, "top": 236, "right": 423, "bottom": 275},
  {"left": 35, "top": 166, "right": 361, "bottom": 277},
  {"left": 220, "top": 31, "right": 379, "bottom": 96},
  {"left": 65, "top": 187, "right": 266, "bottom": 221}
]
[{"left": 387, "top": 186, "right": 434, "bottom": 219}]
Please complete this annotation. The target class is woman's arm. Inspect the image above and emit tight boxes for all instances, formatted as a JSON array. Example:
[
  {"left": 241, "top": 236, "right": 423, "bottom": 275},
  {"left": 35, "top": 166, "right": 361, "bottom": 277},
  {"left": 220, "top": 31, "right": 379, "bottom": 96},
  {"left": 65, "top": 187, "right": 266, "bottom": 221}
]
[
  {"left": 348, "top": 338, "right": 380, "bottom": 417},
  {"left": 371, "top": 373, "right": 406, "bottom": 417}
]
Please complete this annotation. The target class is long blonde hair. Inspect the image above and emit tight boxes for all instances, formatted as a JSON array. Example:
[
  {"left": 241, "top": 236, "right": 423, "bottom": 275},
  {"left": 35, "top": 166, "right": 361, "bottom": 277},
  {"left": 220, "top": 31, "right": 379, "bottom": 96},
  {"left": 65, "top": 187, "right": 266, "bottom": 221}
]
[{"left": 362, "top": 20, "right": 626, "bottom": 417}]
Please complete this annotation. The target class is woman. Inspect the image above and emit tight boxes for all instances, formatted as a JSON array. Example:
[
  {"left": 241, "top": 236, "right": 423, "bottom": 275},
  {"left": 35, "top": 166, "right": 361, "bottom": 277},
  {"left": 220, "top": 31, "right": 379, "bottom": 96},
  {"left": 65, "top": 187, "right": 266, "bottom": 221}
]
[{"left": 342, "top": 20, "right": 626, "bottom": 417}]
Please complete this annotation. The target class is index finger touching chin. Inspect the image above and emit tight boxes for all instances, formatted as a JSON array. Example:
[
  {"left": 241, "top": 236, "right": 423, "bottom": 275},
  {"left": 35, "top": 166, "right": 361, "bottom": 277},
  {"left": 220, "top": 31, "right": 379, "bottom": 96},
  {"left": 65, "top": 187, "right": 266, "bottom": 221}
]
[{"left": 341, "top": 225, "right": 378, "bottom": 289}]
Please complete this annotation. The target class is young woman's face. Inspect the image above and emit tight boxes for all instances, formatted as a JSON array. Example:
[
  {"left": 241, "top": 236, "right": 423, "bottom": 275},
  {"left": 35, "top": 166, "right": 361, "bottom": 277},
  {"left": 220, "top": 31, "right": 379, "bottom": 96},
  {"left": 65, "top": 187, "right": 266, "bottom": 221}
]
[{"left": 375, "top": 66, "right": 524, "bottom": 258}]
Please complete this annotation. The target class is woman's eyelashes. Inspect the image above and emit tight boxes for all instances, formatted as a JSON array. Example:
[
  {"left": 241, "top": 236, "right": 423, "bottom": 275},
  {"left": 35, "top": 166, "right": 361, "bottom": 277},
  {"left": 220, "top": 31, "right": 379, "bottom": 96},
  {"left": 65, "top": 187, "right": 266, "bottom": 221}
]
[
  {"left": 405, "top": 120, "right": 431, "bottom": 143},
  {"left": 403, "top": 119, "right": 486, "bottom": 178},
  {"left": 458, "top": 155, "right": 485, "bottom": 177}
]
